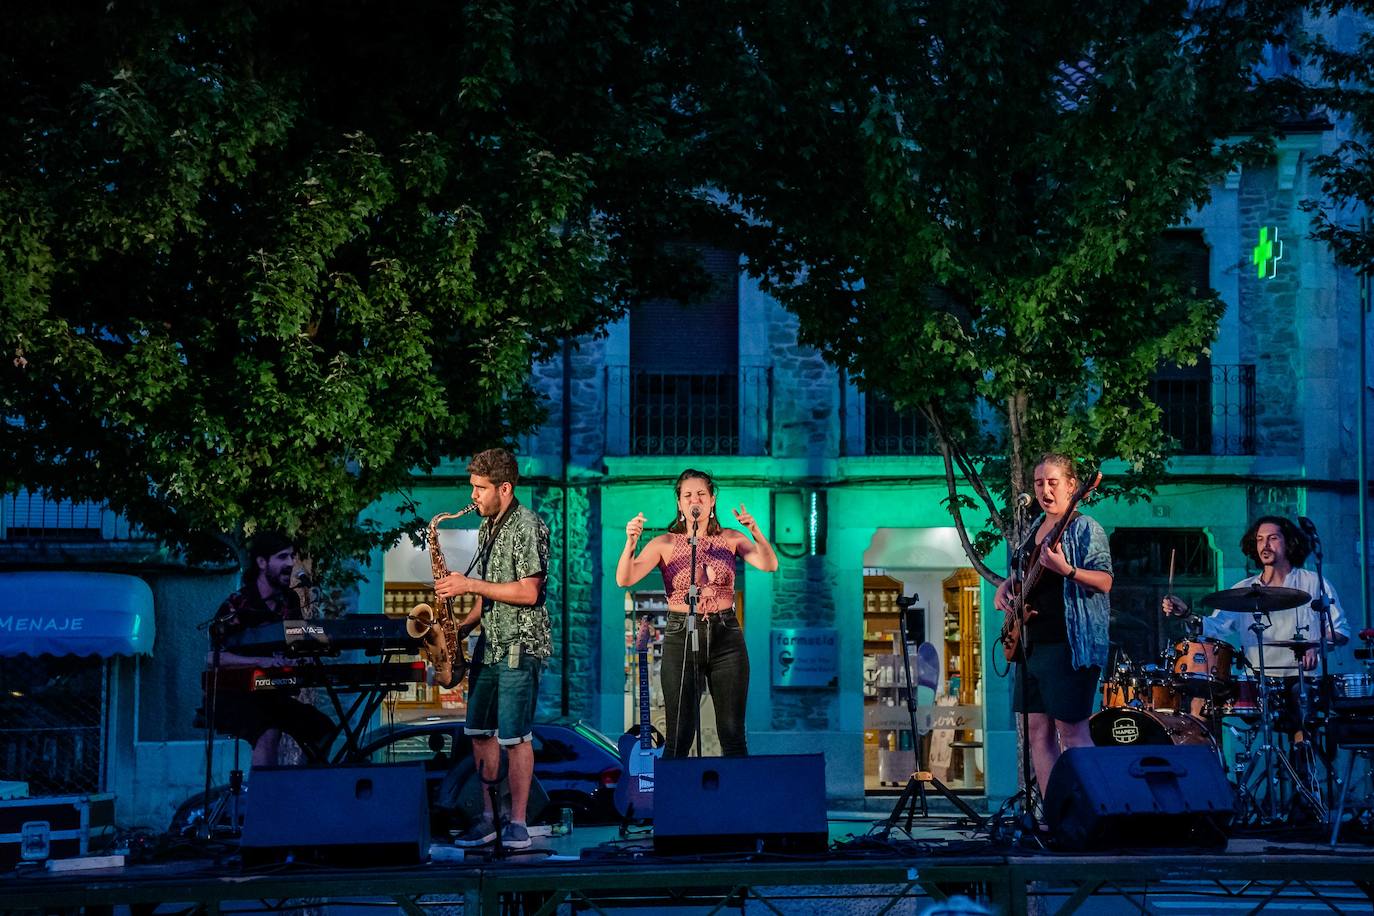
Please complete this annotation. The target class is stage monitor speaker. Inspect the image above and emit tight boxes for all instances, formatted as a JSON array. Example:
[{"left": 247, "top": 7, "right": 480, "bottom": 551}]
[
  {"left": 653, "top": 754, "right": 827, "bottom": 855},
  {"left": 241, "top": 763, "right": 429, "bottom": 867},
  {"left": 1045, "top": 746, "right": 1233, "bottom": 851}
]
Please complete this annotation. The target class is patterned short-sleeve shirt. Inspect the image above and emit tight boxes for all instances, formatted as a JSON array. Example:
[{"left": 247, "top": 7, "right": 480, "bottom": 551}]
[{"left": 477, "top": 503, "right": 552, "bottom": 663}]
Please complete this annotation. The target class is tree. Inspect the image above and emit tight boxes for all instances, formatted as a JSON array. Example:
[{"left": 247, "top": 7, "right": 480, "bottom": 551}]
[
  {"left": 1303, "top": 2, "right": 1374, "bottom": 275},
  {"left": 1, "top": 0, "right": 709, "bottom": 582},
  {"left": 671, "top": 0, "right": 1306, "bottom": 577}
]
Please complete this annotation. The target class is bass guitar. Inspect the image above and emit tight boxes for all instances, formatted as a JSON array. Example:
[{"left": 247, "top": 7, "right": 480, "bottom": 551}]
[
  {"left": 1002, "top": 471, "right": 1103, "bottom": 661},
  {"left": 613, "top": 617, "right": 663, "bottom": 822}
]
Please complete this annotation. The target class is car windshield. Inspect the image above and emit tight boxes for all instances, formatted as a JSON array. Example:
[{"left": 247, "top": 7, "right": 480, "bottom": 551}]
[
  {"left": 572, "top": 722, "right": 618, "bottom": 756},
  {"left": 370, "top": 730, "right": 455, "bottom": 767}
]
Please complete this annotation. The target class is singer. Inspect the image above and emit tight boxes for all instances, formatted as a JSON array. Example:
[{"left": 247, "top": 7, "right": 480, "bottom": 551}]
[
  {"left": 994, "top": 454, "right": 1113, "bottom": 798},
  {"left": 615, "top": 469, "right": 779, "bottom": 757}
]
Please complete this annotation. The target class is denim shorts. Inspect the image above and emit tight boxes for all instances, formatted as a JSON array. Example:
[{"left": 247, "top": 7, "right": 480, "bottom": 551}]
[{"left": 465, "top": 652, "right": 542, "bottom": 746}]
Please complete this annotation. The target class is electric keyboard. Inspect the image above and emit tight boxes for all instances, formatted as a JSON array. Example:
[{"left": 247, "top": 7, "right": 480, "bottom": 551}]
[
  {"left": 221, "top": 615, "right": 420, "bottom": 657},
  {"left": 205, "top": 661, "right": 428, "bottom": 693}
]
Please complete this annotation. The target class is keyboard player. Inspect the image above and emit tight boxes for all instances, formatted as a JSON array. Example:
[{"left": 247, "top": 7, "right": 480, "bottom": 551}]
[{"left": 204, "top": 532, "right": 334, "bottom": 767}]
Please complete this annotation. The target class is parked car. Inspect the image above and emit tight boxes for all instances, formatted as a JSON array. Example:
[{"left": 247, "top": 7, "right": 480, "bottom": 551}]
[{"left": 170, "top": 718, "right": 623, "bottom": 838}]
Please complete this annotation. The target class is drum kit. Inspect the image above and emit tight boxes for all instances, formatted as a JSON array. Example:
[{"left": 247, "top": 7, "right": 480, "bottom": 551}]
[{"left": 1091, "top": 584, "right": 1374, "bottom": 829}]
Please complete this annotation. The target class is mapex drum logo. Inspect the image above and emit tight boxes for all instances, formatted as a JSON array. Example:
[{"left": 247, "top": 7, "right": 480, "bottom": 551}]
[{"left": 1111, "top": 717, "right": 1141, "bottom": 744}]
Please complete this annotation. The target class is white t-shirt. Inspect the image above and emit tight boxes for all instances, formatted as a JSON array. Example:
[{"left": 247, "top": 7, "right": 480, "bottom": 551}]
[{"left": 1202, "top": 567, "right": 1350, "bottom": 673}]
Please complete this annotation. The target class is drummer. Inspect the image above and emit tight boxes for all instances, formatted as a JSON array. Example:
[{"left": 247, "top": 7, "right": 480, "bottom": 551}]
[{"left": 1163, "top": 516, "right": 1350, "bottom": 734}]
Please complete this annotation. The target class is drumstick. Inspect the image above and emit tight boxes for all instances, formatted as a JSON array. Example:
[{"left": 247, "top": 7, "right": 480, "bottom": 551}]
[{"left": 1167, "top": 548, "right": 1175, "bottom": 595}]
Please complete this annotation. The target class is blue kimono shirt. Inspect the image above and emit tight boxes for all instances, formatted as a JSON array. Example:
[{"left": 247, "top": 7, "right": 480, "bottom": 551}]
[{"left": 1017, "top": 513, "right": 1113, "bottom": 670}]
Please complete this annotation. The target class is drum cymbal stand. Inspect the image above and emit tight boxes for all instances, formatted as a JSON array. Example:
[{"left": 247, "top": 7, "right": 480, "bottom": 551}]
[
  {"left": 1300, "top": 516, "right": 1339, "bottom": 819},
  {"left": 1244, "top": 611, "right": 1324, "bottom": 824}
]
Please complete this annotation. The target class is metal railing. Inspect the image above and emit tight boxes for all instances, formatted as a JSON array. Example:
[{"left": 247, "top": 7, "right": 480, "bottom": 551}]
[
  {"left": 0, "top": 656, "right": 107, "bottom": 794},
  {"left": 864, "top": 396, "right": 942, "bottom": 456},
  {"left": 1148, "top": 364, "right": 1255, "bottom": 456},
  {"left": 2, "top": 490, "right": 147, "bottom": 543},
  {"left": 618, "top": 368, "right": 771, "bottom": 456}
]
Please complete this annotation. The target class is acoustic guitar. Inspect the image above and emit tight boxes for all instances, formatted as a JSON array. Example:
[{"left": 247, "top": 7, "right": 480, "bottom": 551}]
[
  {"left": 1001, "top": 471, "right": 1103, "bottom": 661},
  {"left": 613, "top": 617, "right": 663, "bottom": 821}
]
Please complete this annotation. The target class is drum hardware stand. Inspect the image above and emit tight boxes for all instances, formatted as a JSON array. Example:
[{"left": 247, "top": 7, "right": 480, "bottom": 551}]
[
  {"left": 1243, "top": 613, "right": 1325, "bottom": 824},
  {"left": 877, "top": 596, "right": 984, "bottom": 840},
  {"left": 1299, "top": 516, "right": 1339, "bottom": 815}
]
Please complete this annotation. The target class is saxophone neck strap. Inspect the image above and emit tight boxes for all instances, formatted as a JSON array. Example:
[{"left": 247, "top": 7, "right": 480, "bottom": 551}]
[{"left": 466, "top": 498, "right": 521, "bottom": 580}]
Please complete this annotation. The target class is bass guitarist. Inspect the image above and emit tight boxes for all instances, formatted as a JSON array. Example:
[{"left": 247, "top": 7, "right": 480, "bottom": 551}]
[{"left": 994, "top": 453, "right": 1113, "bottom": 798}]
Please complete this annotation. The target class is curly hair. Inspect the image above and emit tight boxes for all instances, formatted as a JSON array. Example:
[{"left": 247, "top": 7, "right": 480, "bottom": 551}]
[
  {"left": 1240, "top": 515, "right": 1310, "bottom": 568},
  {"left": 667, "top": 468, "right": 724, "bottom": 536},
  {"left": 467, "top": 447, "right": 520, "bottom": 489}
]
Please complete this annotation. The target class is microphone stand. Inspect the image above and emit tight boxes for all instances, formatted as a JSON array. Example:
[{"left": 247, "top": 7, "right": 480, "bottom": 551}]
[
  {"left": 685, "top": 509, "right": 703, "bottom": 757},
  {"left": 878, "top": 596, "right": 983, "bottom": 839},
  {"left": 198, "top": 616, "right": 243, "bottom": 840},
  {"left": 1003, "top": 498, "right": 1043, "bottom": 847},
  {"left": 1304, "top": 522, "right": 1337, "bottom": 817}
]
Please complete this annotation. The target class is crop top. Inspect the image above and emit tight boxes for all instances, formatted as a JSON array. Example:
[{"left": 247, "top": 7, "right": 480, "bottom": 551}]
[{"left": 657, "top": 532, "right": 737, "bottom": 612}]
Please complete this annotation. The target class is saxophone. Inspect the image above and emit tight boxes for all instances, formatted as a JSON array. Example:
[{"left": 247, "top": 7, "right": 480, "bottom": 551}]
[{"left": 408, "top": 503, "right": 479, "bottom": 688}]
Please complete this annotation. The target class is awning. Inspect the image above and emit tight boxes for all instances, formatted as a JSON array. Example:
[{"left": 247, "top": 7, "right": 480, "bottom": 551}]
[{"left": 0, "top": 572, "right": 155, "bottom": 657}]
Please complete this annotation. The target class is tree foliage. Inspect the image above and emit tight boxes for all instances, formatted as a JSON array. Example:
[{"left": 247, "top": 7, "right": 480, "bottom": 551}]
[
  {"left": 1, "top": 0, "right": 707, "bottom": 581},
  {"left": 671, "top": 0, "right": 1307, "bottom": 577},
  {"left": 1303, "top": 2, "right": 1374, "bottom": 274}
]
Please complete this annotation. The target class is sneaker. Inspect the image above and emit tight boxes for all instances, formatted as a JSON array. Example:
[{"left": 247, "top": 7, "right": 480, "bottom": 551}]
[
  {"left": 452, "top": 818, "right": 497, "bottom": 848},
  {"left": 501, "top": 821, "right": 532, "bottom": 850}
]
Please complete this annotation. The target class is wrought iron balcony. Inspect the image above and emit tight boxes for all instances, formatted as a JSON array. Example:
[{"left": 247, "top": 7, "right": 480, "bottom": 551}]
[
  {"left": 614, "top": 368, "right": 771, "bottom": 457},
  {"left": 1148, "top": 364, "right": 1255, "bottom": 456},
  {"left": 863, "top": 397, "right": 942, "bottom": 456}
]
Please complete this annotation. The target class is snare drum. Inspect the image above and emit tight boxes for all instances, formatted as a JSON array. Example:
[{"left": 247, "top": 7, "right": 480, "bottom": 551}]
[
  {"left": 1223, "top": 675, "right": 1260, "bottom": 717},
  {"left": 1100, "top": 673, "right": 1182, "bottom": 711},
  {"left": 1101, "top": 677, "right": 1131, "bottom": 709},
  {"left": 1172, "top": 638, "right": 1236, "bottom": 687},
  {"left": 1089, "top": 708, "right": 1216, "bottom": 751}
]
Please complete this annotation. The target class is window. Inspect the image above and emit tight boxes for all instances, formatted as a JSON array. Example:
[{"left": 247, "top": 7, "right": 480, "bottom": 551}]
[
  {"left": 1145, "top": 232, "right": 1255, "bottom": 456},
  {"left": 629, "top": 246, "right": 741, "bottom": 455},
  {"left": 1108, "top": 528, "right": 1217, "bottom": 669}
]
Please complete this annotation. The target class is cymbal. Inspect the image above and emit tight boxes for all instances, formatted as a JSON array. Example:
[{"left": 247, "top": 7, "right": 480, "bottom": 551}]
[
  {"left": 1268, "top": 639, "right": 1318, "bottom": 651},
  {"left": 1198, "top": 585, "right": 1311, "bottom": 613}
]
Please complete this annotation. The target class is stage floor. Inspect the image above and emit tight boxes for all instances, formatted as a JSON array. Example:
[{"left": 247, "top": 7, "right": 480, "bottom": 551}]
[{"left": 2, "top": 811, "right": 1372, "bottom": 915}]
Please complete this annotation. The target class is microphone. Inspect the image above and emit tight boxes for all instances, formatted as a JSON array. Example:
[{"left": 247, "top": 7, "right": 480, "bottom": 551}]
[
  {"left": 1298, "top": 516, "right": 1318, "bottom": 539},
  {"left": 691, "top": 506, "right": 701, "bottom": 519},
  {"left": 1015, "top": 493, "right": 1034, "bottom": 509},
  {"left": 690, "top": 504, "right": 701, "bottom": 535}
]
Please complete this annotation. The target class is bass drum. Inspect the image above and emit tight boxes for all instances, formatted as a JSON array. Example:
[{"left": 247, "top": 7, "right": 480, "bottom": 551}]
[{"left": 1090, "top": 708, "right": 1216, "bottom": 752}]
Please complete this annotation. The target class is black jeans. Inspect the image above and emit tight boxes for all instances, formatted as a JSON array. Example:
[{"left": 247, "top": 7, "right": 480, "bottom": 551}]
[{"left": 659, "top": 609, "right": 749, "bottom": 757}]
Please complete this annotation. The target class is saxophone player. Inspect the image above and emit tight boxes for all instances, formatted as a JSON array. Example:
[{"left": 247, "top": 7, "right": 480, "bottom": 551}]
[{"left": 435, "top": 447, "right": 551, "bottom": 850}]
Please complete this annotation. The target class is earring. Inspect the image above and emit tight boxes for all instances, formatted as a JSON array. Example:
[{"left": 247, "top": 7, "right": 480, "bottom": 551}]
[{"left": 710, "top": 509, "right": 716, "bottom": 519}]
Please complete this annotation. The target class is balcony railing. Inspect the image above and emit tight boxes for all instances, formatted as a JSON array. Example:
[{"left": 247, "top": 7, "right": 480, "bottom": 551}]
[
  {"left": 864, "top": 397, "right": 942, "bottom": 456},
  {"left": 2, "top": 491, "right": 147, "bottom": 543},
  {"left": 1148, "top": 364, "right": 1255, "bottom": 456},
  {"left": 615, "top": 368, "right": 771, "bottom": 457}
]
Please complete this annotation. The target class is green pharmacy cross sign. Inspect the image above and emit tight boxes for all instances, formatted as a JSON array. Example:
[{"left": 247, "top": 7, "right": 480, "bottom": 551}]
[{"left": 1252, "top": 226, "right": 1283, "bottom": 279}]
